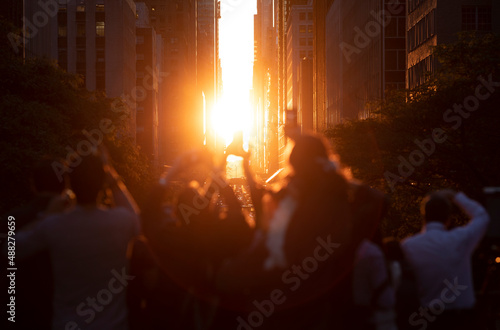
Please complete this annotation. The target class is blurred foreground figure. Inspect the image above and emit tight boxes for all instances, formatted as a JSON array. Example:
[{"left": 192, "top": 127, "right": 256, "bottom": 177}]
[
  {"left": 1, "top": 158, "right": 71, "bottom": 329},
  {"left": 402, "top": 190, "right": 490, "bottom": 330},
  {"left": 216, "top": 133, "right": 388, "bottom": 330},
  {"left": 13, "top": 150, "right": 140, "bottom": 329},
  {"left": 130, "top": 150, "right": 253, "bottom": 330}
]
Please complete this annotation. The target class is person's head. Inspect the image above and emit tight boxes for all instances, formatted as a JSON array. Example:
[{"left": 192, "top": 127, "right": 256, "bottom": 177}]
[
  {"left": 69, "top": 153, "right": 105, "bottom": 205},
  {"left": 289, "top": 133, "right": 331, "bottom": 179},
  {"left": 421, "top": 192, "right": 453, "bottom": 226},
  {"left": 31, "top": 158, "right": 67, "bottom": 194}
]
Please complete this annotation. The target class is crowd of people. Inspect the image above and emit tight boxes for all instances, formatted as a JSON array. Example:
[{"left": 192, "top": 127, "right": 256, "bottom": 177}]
[{"left": 2, "top": 133, "right": 491, "bottom": 330}]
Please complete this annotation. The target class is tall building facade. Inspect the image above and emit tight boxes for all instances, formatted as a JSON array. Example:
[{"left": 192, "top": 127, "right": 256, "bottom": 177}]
[
  {"left": 136, "top": 2, "right": 162, "bottom": 166},
  {"left": 286, "top": 3, "right": 313, "bottom": 114},
  {"left": 407, "top": 0, "right": 500, "bottom": 89},
  {"left": 147, "top": 0, "right": 202, "bottom": 165},
  {"left": 272, "top": 0, "right": 310, "bottom": 169},
  {"left": 325, "top": 0, "right": 406, "bottom": 122},
  {"left": 18, "top": 0, "right": 138, "bottom": 137},
  {"left": 253, "top": 0, "right": 278, "bottom": 175},
  {"left": 197, "top": 0, "right": 221, "bottom": 151}
]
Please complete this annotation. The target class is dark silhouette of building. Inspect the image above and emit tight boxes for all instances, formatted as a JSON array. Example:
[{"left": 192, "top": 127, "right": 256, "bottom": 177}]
[
  {"left": 136, "top": 3, "right": 162, "bottom": 166},
  {"left": 253, "top": 0, "right": 279, "bottom": 175},
  {"left": 325, "top": 0, "right": 406, "bottom": 122},
  {"left": 407, "top": 0, "right": 500, "bottom": 89},
  {"left": 146, "top": 0, "right": 200, "bottom": 165}
]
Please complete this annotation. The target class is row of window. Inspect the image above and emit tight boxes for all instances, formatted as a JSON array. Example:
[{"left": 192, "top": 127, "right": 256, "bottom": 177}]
[
  {"left": 299, "top": 50, "right": 313, "bottom": 59},
  {"left": 299, "top": 25, "right": 313, "bottom": 33},
  {"left": 299, "top": 38, "right": 313, "bottom": 46},
  {"left": 151, "top": 2, "right": 182, "bottom": 12},
  {"left": 58, "top": 3, "right": 104, "bottom": 12},
  {"left": 58, "top": 22, "right": 105, "bottom": 37},
  {"left": 462, "top": 6, "right": 492, "bottom": 31},
  {"left": 299, "top": 12, "right": 313, "bottom": 21},
  {"left": 407, "top": 9, "right": 435, "bottom": 52},
  {"left": 408, "top": 55, "right": 434, "bottom": 89},
  {"left": 408, "top": 5, "right": 492, "bottom": 52},
  {"left": 407, "top": 0, "right": 427, "bottom": 14}
]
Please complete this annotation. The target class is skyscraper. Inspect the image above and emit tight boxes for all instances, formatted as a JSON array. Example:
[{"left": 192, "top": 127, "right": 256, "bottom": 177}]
[
  {"left": 407, "top": 0, "right": 500, "bottom": 89},
  {"left": 325, "top": 0, "right": 406, "bottom": 122}
]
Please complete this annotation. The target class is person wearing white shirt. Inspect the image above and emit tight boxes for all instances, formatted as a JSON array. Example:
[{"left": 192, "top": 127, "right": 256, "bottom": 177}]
[{"left": 402, "top": 190, "right": 490, "bottom": 330}]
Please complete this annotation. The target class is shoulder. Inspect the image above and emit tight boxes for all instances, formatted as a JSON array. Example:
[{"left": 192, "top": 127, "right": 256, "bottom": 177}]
[{"left": 357, "top": 240, "right": 384, "bottom": 259}]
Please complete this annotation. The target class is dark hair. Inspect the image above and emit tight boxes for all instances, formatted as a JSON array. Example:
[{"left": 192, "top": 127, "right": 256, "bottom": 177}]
[
  {"left": 421, "top": 193, "right": 452, "bottom": 224},
  {"left": 32, "top": 158, "right": 66, "bottom": 193},
  {"left": 69, "top": 153, "right": 105, "bottom": 205},
  {"left": 289, "top": 134, "right": 330, "bottom": 180}
]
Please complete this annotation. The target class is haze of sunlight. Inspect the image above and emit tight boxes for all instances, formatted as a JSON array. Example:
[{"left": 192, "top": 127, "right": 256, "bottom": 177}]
[{"left": 215, "top": 0, "right": 257, "bottom": 148}]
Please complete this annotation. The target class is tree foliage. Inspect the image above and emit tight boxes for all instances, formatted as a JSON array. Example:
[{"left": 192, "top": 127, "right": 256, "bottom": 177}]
[
  {"left": 0, "top": 20, "right": 155, "bottom": 214},
  {"left": 326, "top": 33, "right": 500, "bottom": 238}
]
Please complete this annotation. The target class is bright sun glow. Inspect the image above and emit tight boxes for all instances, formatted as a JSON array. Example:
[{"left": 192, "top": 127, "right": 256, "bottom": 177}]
[
  {"left": 217, "top": 0, "right": 257, "bottom": 149},
  {"left": 212, "top": 93, "right": 253, "bottom": 147}
]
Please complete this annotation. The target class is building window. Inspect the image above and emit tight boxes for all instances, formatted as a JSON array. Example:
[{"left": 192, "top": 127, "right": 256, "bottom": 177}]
[
  {"left": 96, "top": 75, "right": 105, "bottom": 91},
  {"left": 77, "top": 22, "right": 86, "bottom": 37},
  {"left": 308, "top": 38, "right": 313, "bottom": 46},
  {"left": 462, "top": 6, "right": 492, "bottom": 31},
  {"left": 96, "top": 4, "right": 104, "bottom": 12},
  {"left": 299, "top": 38, "right": 306, "bottom": 46},
  {"left": 96, "top": 22, "right": 105, "bottom": 37},
  {"left": 299, "top": 12, "right": 306, "bottom": 20},
  {"left": 96, "top": 50, "right": 104, "bottom": 61},
  {"left": 408, "top": 0, "right": 426, "bottom": 14},
  {"left": 408, "top": 9, "right": 435, "bottom": 52},
  {"left": 77, "top": 5, "right": 85, "bottom": 12},
  {"left": 77, "top": 50, "right": 86, "bottom": 63},
  {"left": 308, "top": 25, "right": 313, "bottom": 33},
  {"left": 299, "top": 50, "right": 306, "bottom": 58},
  {"left": 307, "top": 12, "right": 313, "bottom": 20},
  {"left": 58, "top": 26, "right": 67, "bottom": 37},
  {"left": 299, "top": 25, "right": 306, "bottom": 33},
  {"left": 408, "top": 55, "right": 434, "bottom": 89},
  {"left": 308, "top": 50, "right": 313, "bottom": 58}
]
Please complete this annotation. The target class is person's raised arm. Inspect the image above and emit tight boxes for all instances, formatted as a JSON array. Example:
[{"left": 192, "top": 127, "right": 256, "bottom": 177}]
[
  {"left": 440, "top": 190, "right": 490, "bottom": 251},
  {"left": 100, "top": 147, "right": 140, "bottom": 215}
]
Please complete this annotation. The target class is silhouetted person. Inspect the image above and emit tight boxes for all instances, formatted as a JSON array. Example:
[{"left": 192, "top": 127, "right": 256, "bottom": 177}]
[
  {"left": 352, "top": 201, "right": 398, "bottom": 330},
  {"left": 217, "top": 133, "right": 357, "bottom": 330},
  {"left": 133, "top": 151, "right": 253, "bottom": 330},
  {"left": 402, "top": 190, "right": 490, "bottom": 330},
  {"left": 1, "top": 158, "right": 70, "bottom": 329},
  {"left": 12, "top": 150, "right": 139, "bottom": 329}
]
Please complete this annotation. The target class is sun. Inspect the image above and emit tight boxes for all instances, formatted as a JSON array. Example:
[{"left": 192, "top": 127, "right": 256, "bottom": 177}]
[{"left": 211, "top": 93, "right": 253, "bottom": 148}]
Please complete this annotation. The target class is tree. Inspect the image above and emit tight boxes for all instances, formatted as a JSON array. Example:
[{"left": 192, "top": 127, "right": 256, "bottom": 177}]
[
  {"left": 326, "top": 33, "right": 500, "bottom": 238},
  {"left": 0, "top": 20, "right": 155, "bottom": 214}
]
